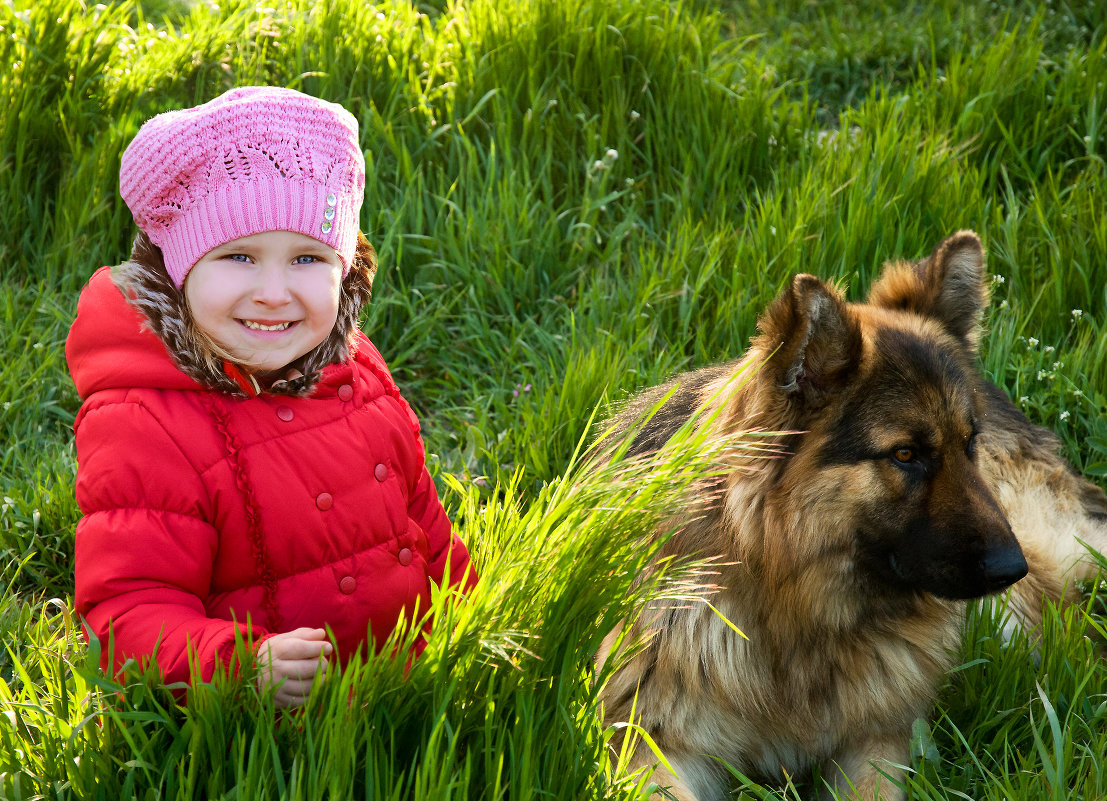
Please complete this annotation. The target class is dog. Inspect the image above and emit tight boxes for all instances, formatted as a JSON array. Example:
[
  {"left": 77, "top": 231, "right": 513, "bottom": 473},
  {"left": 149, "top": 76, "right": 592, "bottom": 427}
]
[{"left": 595, "top": 231, "right": 1107, "bottom": 801}]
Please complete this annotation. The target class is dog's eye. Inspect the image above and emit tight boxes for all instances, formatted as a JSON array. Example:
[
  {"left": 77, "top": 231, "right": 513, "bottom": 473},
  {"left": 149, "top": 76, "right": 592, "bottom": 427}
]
[{"left": 892, "top": 447, "right": 917, "bottom": 465}]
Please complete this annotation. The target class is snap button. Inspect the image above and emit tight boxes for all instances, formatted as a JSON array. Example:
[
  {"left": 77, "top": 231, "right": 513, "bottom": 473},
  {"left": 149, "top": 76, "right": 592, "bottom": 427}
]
[
  {"left": 398, "top": 547, "right": 413, "bottom": 566},
  {"left": 339, "top": 576, "right": 356, "bottom": 595},
  {"left": 315, "top": 492, "right": 333, "bottom": 511},
  {"left": 276, "top": 406, "right": 294, "bottom": 422},
  {"left": 337, "top": 383, "right": 353, "bottom": 402},
  {"left": 374, "top": 463, "right": 388, "bottom": 482}
]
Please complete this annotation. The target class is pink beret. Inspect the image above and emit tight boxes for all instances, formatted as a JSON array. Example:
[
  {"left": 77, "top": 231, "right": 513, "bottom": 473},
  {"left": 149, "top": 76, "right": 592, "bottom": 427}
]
[{"left": 120, "top": 86, "right": 365, "bottom": 287}]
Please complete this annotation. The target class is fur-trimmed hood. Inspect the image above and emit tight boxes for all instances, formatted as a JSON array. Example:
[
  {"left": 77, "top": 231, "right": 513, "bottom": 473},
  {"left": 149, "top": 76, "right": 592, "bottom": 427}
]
[
  {"left": 70, "top": 232, "right": 373, "bottom": 398},
  {"left": 68, "top": 265, "right": 201, "bottom": 398}
]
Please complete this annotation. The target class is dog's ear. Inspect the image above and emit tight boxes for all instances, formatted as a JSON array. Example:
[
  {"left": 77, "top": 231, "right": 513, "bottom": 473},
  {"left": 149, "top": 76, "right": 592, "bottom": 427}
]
[
  {"left": 868, "top": 230, "right": 988, "bottom": 354},
  {"left": 755, "top": 274, "right": 863, "bottom": 412}
]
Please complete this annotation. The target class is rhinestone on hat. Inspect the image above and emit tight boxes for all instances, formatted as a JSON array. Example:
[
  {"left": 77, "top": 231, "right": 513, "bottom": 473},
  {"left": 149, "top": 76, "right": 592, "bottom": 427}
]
[{"left": 322, "top": 191, "right": 337, "bottom": 234}]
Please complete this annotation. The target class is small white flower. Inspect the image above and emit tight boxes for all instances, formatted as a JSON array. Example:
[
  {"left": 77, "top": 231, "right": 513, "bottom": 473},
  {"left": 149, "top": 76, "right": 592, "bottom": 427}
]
[
  {"left": 604, "top": 148, "right": 619, "bottom": 162},
  {"left": 630, "top": 110, "right": 640, "bottom": 121},
  {"left": 1072, "top": 309, "right": 1084, "bottom": 321},
  {"left": 1052, "top": 361, "right": 1063, "bottom": 370},
  {"left": 999, "top": 299, "right": 1009, "bottom": 310},
  {"left": 591, "top": 159, "right": 605, "bottom": 171},
  {"left": 1059, "top": 411, "right": 1070, "bottom": 421},
  {"left": 1028, "top": 337, "right": 1039, "bottom": 348},
  {"left": 992, "top": 274, "right": 1006, "bottom": 285},
  {"left": 1072, "top": 389, "right": 1084, "bottom": 398},
  {"left": 1044, "top": 345, "right": 1055, "bottom": 355},
  {"left": 1019, "top": 396, "right": 1030, "bottom": 406},
  {"left": 1037, "top": 370, "right": 1048, "bottom": 380},
  {"left": 770, "top": 226, "right": 777, "bottom": 235}
]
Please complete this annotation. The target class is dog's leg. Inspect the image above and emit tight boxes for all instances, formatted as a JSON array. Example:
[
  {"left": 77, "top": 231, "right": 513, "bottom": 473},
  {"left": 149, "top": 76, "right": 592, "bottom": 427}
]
[
  {"left": 622, "top": 748, "right": 727, "bottom": 801},
  {"left": 980, "top": 427, "right": 1107, "bottom": 637},
  {"left": 1000, "top": 494, "right": 1107, "bottom": 635},
  {"left": 819, "top": 736, "right": 907, "bottom": 801}
]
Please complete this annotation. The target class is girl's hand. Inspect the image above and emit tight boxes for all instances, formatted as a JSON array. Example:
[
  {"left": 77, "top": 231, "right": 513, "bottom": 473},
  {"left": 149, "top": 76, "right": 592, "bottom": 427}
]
[{"left": 256, "top": 627, "right": 333, "bottom": 708}]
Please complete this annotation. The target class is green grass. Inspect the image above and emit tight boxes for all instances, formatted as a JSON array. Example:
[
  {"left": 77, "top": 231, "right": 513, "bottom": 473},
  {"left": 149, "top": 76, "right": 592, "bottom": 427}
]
[{"left": 2, "top": 0, "right": 1106, "bottom": 798}]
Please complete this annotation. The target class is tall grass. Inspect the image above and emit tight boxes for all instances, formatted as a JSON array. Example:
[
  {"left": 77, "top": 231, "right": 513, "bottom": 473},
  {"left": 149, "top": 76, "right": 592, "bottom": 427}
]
[{"left": 1, "top": 0, "right": 1105, "bottom": 798}]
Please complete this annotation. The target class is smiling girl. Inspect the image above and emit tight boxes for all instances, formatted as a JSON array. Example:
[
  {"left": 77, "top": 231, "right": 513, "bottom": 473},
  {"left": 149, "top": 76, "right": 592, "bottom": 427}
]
[{"left": 65, "top": 86, "right": 476, "bottom": 708}]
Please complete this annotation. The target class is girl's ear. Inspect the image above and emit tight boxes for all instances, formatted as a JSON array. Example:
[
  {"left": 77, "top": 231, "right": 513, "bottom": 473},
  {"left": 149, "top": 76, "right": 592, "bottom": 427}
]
[{"left": 867, "top": 230, "right": 988, "bottom": 355}]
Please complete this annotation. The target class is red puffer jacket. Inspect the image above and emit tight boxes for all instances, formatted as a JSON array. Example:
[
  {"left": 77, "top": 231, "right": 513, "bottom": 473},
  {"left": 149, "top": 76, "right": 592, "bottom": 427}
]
[{"left": 66, "top": 267, "right": 475, "bottom": 683}]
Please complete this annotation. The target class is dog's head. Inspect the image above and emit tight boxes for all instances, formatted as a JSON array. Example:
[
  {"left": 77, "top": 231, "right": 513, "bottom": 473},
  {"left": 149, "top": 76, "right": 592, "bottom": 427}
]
[{"left": 750, "top": 231, "right": 1027, "bottom": 601}]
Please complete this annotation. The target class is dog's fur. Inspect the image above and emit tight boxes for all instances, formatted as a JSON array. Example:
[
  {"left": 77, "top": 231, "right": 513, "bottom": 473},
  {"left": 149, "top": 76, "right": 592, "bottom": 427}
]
[{"left": 595, "top": 231, "right": 1107, "bottom": 801}]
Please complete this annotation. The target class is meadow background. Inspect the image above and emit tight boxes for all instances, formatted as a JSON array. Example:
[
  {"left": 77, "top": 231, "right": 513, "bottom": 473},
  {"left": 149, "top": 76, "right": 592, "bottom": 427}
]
[{"left": 2, "top": 0, "right": 1107, "bottom": 798}]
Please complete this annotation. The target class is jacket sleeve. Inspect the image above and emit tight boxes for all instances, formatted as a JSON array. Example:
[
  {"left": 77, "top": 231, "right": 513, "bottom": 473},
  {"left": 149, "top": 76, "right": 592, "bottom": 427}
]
[
  {"left": 73, "top": 396, "right": 266, "bottom": 684},
  {"left": 355, "top": 336, "right": 478, "bottom": 594},
  {"left": 409, "top": 464, "right": 478, "bottom": 593}
]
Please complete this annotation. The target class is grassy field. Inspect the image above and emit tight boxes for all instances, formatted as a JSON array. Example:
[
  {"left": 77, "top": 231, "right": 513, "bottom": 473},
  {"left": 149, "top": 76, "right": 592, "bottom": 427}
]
[{"left": 2, "top": 0, "right": 1106, "bottom": 798}]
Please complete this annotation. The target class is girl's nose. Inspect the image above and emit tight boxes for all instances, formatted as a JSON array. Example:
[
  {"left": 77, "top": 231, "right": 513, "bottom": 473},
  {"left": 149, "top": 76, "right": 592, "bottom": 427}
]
[{"left": 252, "top": 265, "right": 292, "bottom": 305}]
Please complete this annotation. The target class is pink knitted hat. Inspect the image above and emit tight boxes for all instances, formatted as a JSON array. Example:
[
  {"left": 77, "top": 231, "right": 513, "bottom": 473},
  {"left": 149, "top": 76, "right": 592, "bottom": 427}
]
[{"left": 120, "top": 86, "right": 365, "bottom": 287}]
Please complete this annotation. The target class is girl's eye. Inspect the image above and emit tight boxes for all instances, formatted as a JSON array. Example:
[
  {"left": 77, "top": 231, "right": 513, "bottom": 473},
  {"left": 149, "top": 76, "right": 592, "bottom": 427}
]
[
  {"left": 226, "top": 253, "right": 250, "bottom": 263},
  {"left": 892, "top": 447, "right": 916, "bottom": 464},
  {"left": 293, "top": 255, "right": 317, "bottom": 265}
]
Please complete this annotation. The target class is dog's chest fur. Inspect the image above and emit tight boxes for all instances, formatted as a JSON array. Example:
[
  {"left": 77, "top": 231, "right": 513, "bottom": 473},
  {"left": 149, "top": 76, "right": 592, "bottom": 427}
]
[{"left": 616, "top": 548, "right": 963, "bottom": 782}]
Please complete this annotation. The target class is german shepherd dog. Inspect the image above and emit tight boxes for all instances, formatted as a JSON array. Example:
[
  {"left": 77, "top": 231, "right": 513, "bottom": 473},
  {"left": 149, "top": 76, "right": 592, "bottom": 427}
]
[{"left": 596, "top": 231, "right": 1107, "bottom": 801}]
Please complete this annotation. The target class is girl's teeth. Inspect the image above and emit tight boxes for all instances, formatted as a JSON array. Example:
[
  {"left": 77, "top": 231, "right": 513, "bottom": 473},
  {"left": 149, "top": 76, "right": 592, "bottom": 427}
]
[{"left": 242, "top": 320, "right": 292, "bottom": 331}]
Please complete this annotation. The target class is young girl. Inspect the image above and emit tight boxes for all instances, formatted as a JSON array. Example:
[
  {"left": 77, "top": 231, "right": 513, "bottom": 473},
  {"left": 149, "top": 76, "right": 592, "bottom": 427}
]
[{"left": 66, "top": 86, "right": 476, "bottom": 708}]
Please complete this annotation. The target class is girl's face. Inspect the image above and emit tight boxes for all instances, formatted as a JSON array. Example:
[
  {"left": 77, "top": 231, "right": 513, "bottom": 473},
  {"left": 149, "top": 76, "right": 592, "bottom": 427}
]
[{"left": 185, "top": 231, "right": 342, "bottom": 375}]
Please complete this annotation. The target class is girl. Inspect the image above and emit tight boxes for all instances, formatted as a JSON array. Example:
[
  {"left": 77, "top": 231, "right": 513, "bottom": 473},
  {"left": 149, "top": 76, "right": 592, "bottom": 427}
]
[{"left": 66, "top": 86, "right": 476, "bottom": 708}]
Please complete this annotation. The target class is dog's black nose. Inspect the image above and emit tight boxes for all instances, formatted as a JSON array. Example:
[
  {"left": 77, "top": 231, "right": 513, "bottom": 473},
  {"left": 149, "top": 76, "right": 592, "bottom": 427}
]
[{"left": 981, "top": 547, "right": 1029, "bottom": 592}]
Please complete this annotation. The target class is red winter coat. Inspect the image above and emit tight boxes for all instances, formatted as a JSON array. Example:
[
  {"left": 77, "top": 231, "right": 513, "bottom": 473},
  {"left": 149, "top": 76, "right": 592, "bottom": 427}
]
[{"left": 66, "top": 267, "right": 475, "bottom": 684}]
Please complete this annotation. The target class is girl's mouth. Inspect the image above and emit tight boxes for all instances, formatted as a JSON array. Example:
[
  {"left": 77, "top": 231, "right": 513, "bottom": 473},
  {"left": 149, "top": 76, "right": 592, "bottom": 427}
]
[{"left": 239, "top": 320, "right": 295, "bottom": 332}]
